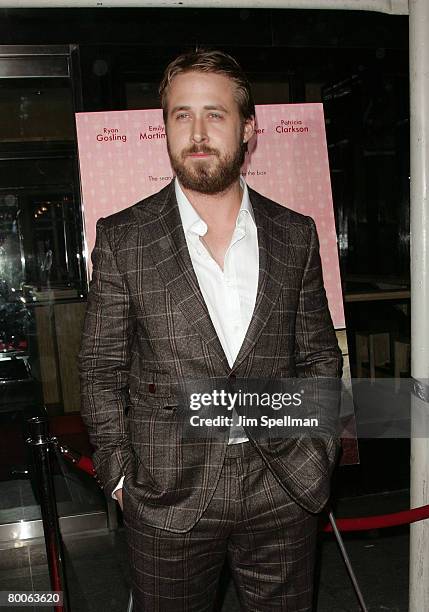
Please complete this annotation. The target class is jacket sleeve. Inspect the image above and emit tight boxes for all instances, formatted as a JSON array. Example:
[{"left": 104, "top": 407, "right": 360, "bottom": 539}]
[
  {"left": 294, "top": 216, "right": 343, "bottom": 379},
  {"left": 78, "top": 219, "right": 135, "bottom": 499},
  {"left": 294, "top": 217, "right": 343, "bottom": 465}
]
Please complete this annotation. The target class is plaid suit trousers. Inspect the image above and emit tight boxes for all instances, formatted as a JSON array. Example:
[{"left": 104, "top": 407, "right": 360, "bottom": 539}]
[{"left": 123, "top": 441, "right": 318, "bottom": 612}]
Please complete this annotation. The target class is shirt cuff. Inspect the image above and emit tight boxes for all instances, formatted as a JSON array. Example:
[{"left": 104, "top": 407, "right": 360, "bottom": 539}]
[{"left": 111, "top": 475, "right": 124, "bottom": 500}]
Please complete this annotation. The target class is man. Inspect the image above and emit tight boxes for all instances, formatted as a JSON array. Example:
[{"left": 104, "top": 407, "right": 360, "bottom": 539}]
[{"left": 79, "top": 49, "right": 342, "bottom": 611}]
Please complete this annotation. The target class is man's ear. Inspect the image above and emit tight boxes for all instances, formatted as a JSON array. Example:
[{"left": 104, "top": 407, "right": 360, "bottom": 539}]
[{"left": 243, "top": 116, "right": 255, "bottom": 144}]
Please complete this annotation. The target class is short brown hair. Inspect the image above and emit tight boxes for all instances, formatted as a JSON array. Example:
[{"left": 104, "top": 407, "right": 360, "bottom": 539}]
[{"left": 159, "top": 48, "right": 255, "bottom": 122}]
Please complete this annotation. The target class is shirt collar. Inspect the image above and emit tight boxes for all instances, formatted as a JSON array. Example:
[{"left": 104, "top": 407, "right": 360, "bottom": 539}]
[{"left": 175, "top": 176, "right": 255, "bottom": 237}]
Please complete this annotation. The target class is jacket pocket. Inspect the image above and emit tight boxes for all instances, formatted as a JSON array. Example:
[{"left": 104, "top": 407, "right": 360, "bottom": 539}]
[{"left": 130, "top": 368, "right": 171, "bottom": 403}]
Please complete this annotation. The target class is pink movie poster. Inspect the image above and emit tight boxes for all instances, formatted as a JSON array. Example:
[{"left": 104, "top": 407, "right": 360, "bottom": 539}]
[{"left": 75, "top": 104, "right": 345, "bottom": 330}]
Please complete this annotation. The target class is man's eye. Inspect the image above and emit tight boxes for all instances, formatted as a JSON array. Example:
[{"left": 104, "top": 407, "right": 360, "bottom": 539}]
[
  {"left": 176, "top": 113, "right": 190, "bottom": 120},
  {"left": 209, "top": 113, "right": 223, "bottom": 119}
]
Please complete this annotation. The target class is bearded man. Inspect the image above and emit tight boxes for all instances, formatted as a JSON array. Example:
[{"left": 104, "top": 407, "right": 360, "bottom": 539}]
[{"left": 79, "top": 49, "right": 342, "bottom": 612}]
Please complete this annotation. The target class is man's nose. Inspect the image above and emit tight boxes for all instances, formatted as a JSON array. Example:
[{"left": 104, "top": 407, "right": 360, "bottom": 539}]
[{"left": 191, "top": 117, "right": 208, "bottom": 143}]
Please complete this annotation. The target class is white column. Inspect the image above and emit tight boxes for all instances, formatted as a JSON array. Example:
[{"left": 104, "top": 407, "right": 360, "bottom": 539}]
[{"left": 409, "top": 1, "right": 429, "bottom": 610}]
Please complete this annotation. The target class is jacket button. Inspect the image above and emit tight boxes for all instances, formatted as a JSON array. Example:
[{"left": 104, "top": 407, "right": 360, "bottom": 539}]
[
  {"left": 228, "top": 373, "right": 237, "bottom": 389},
  {"left": 148, "top": 383, "right": 156, "bottom": 393}
]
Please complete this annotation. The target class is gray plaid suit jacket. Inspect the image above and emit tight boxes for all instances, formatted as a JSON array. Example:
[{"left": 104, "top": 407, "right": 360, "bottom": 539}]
[{"left": 79, "top": 180, "right": 342, "bottom": 533}]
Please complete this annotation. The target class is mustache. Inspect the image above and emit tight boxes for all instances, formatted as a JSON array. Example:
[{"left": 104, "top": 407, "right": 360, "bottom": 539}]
[{"left": 182, "top": 145, "right": 220, "bottom": 156}]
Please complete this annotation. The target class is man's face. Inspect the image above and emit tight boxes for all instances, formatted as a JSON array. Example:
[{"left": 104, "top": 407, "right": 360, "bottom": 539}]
[{"left": 164, "top": 71, "right": 254, "bottom": 194}]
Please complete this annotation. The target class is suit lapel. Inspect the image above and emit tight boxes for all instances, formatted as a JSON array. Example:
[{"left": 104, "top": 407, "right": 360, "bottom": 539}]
[
  {"left": 133, "top": 182, "right": 290, "bottom": 374},
  {"left": 135, "top": 182, "right": 231, "bottom": 373},
  {"left": 232, "top": 188, "right": 289, "bottom": 370}
]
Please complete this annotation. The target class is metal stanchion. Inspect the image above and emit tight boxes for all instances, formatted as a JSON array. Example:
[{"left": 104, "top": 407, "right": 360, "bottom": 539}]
[
  {"left": 328, "top": 511, "right": 368, "bottom": 612},
  {"left": 27, "top": 416, "right": 71, "bottom": 612}
]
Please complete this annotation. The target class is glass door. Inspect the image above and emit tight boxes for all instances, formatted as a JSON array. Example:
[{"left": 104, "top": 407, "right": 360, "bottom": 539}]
[{"left": 0, "top": 46, "right": 107, "bottom": 543}]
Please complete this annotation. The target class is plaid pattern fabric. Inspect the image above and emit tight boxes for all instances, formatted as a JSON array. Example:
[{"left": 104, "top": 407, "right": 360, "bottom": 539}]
[
  {"left": 78, "top": 180, "right": 342, "bottom": 533},
  {"left": 123, "top": 441, "right": 318, "bottom": 611}
]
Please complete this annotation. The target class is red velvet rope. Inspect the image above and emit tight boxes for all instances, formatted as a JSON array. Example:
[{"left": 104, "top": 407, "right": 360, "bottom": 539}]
[
  {"left": 75, "top": 455, "right": 97, "bottom": 477},
  {"left": 322, "top": 504, "right": 429, "bottom": 532}
]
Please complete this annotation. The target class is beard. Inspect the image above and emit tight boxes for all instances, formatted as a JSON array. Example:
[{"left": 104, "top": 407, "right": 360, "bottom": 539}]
[{"left": 167, "top": 137, "right": 246, "bottom": 195}]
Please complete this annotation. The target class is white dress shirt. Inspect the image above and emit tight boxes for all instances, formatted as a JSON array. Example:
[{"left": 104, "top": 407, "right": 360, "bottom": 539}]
[{"left": 112, "top": 176, "right": 259, "bottom": 499}]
